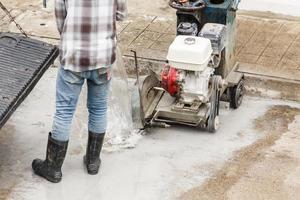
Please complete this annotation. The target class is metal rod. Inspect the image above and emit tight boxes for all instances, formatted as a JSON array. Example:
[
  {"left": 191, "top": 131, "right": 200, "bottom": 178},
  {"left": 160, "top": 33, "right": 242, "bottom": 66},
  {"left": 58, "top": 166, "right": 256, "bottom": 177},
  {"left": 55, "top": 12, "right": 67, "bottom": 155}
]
[
  {"left": 0, "top": 1, "right": 28, "bottom": 37},
  {"left": 131, "top": 50, "right": 140, "bottom": 86},
  {"left": 131, "top": 50, "right": 145, "bottom": 125},
  {"left": 153, "top": 87, "right": 165, "bottom": 91}
]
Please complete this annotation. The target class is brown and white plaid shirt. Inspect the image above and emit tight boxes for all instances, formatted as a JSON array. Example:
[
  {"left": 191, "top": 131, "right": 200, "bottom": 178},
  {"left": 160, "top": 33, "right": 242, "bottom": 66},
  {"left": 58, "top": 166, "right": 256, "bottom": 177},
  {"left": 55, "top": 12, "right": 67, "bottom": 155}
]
[{"left": 55, "top": 0, "right": 127, "bottom": 72}]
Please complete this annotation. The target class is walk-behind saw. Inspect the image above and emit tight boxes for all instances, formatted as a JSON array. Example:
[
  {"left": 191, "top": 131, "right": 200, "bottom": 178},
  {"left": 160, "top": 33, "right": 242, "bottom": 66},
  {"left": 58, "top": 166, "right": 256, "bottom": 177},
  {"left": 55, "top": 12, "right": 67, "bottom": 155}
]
[{"left": 132, "top": 0, "right": 244, "bottom": 132}]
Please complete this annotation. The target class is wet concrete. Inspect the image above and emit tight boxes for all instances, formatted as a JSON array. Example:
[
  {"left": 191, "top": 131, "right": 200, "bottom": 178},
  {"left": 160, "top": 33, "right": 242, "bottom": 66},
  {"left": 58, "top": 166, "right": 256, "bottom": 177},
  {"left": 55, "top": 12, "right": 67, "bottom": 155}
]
[
  {"left": 1, "top": 0, "right": 300, "bottom": 199},
  {"left": 0, "top": 68, "right": 299, "bottom": 200},
  {"left": 181, "top": 106, "right": 300, "bottom": 200}
]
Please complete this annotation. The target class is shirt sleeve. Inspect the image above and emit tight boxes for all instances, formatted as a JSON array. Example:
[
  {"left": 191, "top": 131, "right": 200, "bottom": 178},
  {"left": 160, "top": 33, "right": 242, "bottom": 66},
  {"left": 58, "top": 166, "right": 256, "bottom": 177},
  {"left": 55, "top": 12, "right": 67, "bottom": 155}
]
[
  {"left": 116, "top": 0, "right": 128, "bottom": 21},
  {"left": 55, "top": 0, "right": 67, "bottom": 34}
]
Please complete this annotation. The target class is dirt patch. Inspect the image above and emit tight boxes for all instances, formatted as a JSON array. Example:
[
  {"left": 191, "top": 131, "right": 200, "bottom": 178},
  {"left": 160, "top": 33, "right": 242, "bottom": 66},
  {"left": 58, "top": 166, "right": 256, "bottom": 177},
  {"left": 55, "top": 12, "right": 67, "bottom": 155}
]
[
  {"left": 254, "top": 105, "right": 299, "bottom": 133},
  {"left": 180, "top": 105, "right": 300, "bottom": 200}
]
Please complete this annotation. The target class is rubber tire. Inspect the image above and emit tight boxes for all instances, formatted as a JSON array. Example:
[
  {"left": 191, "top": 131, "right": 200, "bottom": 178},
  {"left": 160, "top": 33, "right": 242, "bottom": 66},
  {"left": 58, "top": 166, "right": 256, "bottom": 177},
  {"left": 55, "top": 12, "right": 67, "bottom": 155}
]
[
  {"left": 207, "top": 115, "right": 220, "bottom": 133},
  {"left": 207, "top": 76, "right": 221, "bottom": 133},
  {"left": 230, "top": 79, "right": 245, "bottom": 109}
]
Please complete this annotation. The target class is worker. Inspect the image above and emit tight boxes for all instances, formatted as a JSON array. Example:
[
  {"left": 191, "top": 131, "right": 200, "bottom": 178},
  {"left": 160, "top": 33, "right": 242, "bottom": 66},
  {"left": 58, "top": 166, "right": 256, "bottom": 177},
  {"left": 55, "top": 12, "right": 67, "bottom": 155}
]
[{"left": 31, "top": 0, "right": 127, "bottom": 183}]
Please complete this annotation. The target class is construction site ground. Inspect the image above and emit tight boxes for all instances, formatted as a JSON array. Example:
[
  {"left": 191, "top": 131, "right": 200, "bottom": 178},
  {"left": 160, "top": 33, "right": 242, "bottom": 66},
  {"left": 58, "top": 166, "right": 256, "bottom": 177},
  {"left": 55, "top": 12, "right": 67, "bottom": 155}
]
[{"left": 0, "top": 0, "right": 300, "bottom": 200}]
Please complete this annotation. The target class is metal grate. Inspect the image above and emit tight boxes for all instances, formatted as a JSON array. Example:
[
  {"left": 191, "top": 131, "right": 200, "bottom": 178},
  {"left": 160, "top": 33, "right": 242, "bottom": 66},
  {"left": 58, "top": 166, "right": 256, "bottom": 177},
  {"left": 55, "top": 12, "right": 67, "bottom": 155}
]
[{"left": 0, "top": 32, "right": 59, "bottom": 129}]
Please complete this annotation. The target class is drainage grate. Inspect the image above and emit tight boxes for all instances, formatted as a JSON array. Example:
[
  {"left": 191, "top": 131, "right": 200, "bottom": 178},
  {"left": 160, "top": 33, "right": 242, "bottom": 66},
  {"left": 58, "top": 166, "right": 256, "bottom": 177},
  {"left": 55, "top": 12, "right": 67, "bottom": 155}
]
[{"left": 0, "top": 32, "right": 59, "bottom": 129}]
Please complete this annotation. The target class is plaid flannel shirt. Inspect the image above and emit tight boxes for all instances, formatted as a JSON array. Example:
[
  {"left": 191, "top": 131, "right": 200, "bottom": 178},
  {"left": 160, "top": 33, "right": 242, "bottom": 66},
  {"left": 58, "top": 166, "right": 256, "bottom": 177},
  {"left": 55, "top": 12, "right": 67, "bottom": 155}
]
[{"left": 55, "top": 0, "right": 127, "bottom": 72}]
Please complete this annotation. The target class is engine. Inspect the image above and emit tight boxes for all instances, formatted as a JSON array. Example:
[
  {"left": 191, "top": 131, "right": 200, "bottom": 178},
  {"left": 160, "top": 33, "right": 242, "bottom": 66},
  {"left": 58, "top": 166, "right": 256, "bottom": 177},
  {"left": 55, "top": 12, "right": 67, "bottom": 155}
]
[
  {"left": 161, "top": 65, "right": 213, "bottom": 103},
  {"left": 161, "top": 23, "right": 226, "bottom": 105}
]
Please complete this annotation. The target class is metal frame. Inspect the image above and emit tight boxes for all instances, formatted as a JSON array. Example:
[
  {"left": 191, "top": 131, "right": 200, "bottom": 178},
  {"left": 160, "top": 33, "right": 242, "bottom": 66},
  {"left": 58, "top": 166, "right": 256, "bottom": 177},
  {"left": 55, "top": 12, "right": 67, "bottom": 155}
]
[{"left": 0, "top": 33, "right": 59, "bottom": 129}]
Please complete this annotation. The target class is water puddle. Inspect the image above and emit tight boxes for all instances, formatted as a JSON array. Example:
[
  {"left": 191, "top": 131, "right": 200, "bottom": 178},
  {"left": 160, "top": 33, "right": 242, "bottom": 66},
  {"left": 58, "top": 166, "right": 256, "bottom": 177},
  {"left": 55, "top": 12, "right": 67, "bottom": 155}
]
[
  {"left": 106, "top": 47, "right": 143, "bottom": 151},
  {"left": 73, "top": 47, "right": 142, "bottom": 152}
]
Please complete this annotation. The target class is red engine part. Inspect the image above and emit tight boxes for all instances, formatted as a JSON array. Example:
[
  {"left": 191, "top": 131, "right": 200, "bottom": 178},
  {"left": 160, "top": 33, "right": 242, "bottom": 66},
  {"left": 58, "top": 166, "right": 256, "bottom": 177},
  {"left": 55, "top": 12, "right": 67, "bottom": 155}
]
[{"left": 161, "top": 64, "right": 180, "bottom": 96}]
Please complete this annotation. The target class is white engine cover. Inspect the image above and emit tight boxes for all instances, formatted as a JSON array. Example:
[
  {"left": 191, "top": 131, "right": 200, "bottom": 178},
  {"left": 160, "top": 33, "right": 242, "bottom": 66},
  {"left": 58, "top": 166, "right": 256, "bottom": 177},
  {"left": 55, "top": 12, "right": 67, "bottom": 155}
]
[
  {"left": 180, "top": 67, "right": 214, "bottom": 103},
  {"left": 167, "top": 36, "right": 213, "bottom": 72}
]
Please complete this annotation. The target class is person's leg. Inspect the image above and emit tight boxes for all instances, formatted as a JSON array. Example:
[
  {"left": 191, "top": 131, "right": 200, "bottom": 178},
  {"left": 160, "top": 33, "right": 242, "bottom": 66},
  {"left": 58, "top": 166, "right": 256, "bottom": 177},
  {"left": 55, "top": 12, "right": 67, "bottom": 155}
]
[
  {"left": 32, "top": 67, "right": 84, "bottom": 183},
  {"left": 52, "top": 67, "right": 85, "bottom": 141},
  {"left": 84, "top": 69, "right": 110, "bottom": 175},
  {"left": 87, "top": 71, "right": 110, "bottom": 134}
]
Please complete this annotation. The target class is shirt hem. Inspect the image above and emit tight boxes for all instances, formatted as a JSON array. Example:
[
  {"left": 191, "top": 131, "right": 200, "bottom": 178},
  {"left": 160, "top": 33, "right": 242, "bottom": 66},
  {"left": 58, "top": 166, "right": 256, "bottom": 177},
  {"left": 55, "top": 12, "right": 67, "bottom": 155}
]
[{"left": 61, "top": 64, "right": 113, "bottom": 73}]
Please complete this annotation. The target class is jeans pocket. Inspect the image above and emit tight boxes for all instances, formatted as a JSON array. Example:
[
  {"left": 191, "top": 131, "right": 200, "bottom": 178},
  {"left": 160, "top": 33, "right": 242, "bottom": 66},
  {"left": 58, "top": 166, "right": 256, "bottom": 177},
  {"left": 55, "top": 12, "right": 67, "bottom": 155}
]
[
  {"left": 92, "top": 69, "right": 111, "bottom": 85},
  {"left": 60, "top": 67, "right": 83, "bottom": 84}
]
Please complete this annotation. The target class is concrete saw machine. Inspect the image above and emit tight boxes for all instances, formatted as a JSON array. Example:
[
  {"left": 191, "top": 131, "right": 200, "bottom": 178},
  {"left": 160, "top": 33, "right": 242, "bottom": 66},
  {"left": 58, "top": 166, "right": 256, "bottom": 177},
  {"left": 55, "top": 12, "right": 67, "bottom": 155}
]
[{"left": 132, "top": 0, "right": 244, "bottom": 133}]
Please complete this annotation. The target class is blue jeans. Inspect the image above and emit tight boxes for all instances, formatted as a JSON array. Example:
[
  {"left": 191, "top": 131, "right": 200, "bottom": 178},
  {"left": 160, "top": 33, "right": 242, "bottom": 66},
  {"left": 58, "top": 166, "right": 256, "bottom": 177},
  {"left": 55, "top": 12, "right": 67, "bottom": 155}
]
[{"left": 52, "top": 67, "right": 110, "bottom": 142}]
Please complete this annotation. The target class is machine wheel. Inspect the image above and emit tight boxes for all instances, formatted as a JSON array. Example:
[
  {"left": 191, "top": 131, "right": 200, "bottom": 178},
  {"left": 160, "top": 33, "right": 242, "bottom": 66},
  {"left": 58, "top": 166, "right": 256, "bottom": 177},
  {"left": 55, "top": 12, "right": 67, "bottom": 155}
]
[
  {"left": 208, "top": 115, "right": 220, "bottom": 133},
  {"left": 207, "top": 76, "right": 221, "bottom": 133},
  {"left": 230, "top": 79, "right": 245, "bottom": 109}
]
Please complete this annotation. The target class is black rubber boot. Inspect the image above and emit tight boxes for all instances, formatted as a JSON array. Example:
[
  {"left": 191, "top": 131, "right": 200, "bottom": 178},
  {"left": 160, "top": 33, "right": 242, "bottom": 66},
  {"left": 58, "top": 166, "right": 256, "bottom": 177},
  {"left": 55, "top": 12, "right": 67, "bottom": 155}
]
[
  {"left": 84, "top": 131, "right": 105, "bottom": 175},
  {"left": 32, "top": 133, "right": 68, "bottom": 183}
]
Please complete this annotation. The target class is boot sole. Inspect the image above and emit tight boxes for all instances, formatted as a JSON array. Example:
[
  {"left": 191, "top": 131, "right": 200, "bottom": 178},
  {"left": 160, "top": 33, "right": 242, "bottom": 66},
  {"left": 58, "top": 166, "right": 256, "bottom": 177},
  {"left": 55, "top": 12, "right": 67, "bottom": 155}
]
[
  {"left": 32, "top": 160, "right": 62, "bottom": 183},
  {"left": 33, "top": 169, "right": 62, "bottom": 183},
  {"left": 44, "top": 176, "right": 62, "bottom": 183},
  {"left": 83, "top": 156, "right": 100, "bottom": 175}
]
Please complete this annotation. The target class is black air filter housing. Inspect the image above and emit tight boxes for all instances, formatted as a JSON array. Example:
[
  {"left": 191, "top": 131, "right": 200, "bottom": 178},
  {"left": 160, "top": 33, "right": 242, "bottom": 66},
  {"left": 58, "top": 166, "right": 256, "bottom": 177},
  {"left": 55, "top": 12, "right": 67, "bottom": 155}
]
[
  {"left": 177, "top": 22, "right": 199, "bottom": 36},
  {"left": 199, "top": 23, "right": 227, "bottom": 55}
]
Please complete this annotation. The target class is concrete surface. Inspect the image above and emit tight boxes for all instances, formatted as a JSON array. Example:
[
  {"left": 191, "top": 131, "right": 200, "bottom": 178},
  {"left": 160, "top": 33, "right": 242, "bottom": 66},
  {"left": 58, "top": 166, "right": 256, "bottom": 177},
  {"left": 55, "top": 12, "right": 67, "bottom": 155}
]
[
  {"left": 1, "top": 1, "right": 300, "bottom": 200},
  {"left": 181, "top": 105, "right": 300, "bottom": 200},
  {"left": 240, "top": 0, "right": 300, "bottom": 17},
  {"left": 0, "top": 68, "right": 299, "bottom": 200}
]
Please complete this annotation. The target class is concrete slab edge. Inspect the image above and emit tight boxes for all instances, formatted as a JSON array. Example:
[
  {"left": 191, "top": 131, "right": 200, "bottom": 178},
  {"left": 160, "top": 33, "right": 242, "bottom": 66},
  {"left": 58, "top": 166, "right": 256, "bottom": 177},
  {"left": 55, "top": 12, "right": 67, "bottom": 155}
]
[
  {"left": 238, "top": 10, "right": 300, "bottom": 21},
  {"left": 243, "top": 73, "right": 300, "bottom": 102},
  {"left": 123, "top": 56, "right": 300, "bottom": 102}
]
